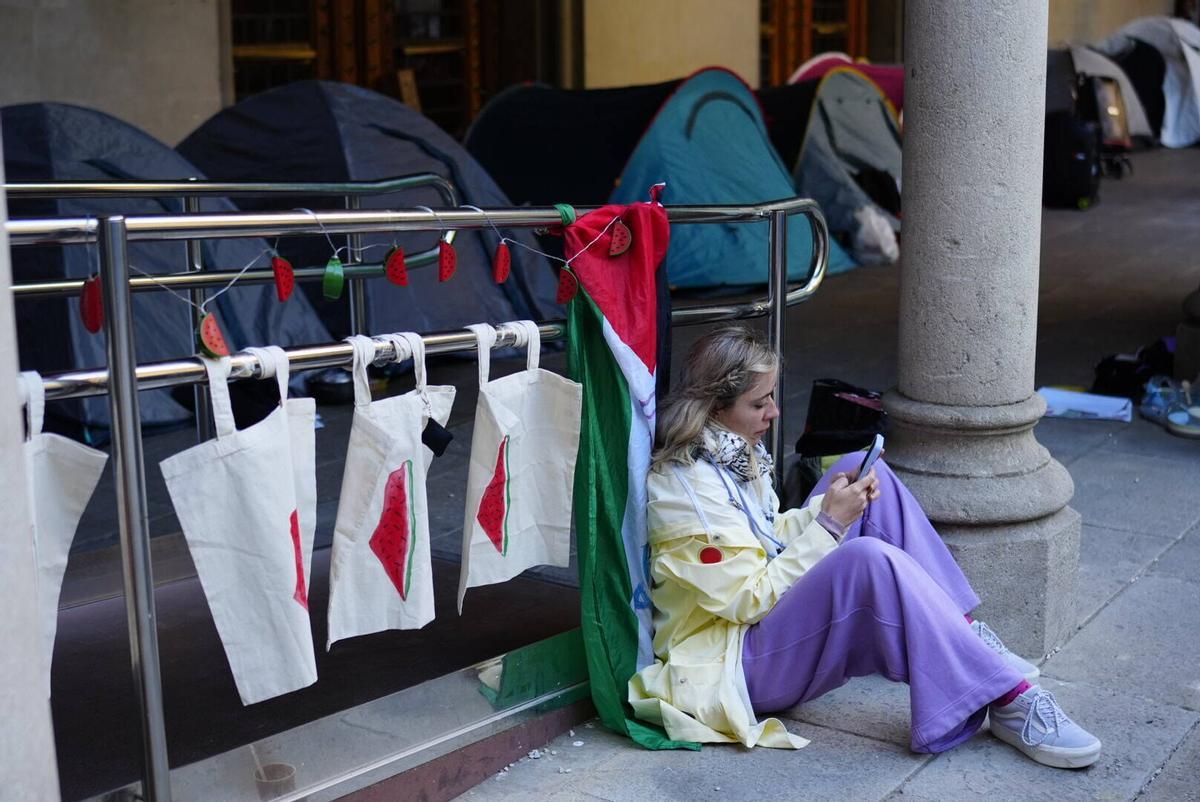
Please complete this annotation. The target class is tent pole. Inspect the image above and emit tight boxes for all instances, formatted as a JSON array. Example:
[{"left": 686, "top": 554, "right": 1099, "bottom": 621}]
[{"left": 99, "top": 216, "right": 172, "bottom": 802}]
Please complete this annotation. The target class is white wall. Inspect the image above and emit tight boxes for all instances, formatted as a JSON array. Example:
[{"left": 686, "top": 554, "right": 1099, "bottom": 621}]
[
  {"left": 582, "top": 0, "right": 760, "bottom": 88},
  {"left": 0, "top": 0, "right": 224, "bottom": 145},
  {"left": 0, "top": 140, "right": 62, "bottom": 800},
  {"left": 1048, "top": 0, "right": 1175, "bottom": 46}
]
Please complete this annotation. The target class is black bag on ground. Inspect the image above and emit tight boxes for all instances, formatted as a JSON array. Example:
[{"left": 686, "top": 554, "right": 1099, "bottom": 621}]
[
  {"left": 1043, "top": 111, "right": 1101, "bottom": 210},
  {"left": 782, "top": 379, "right": 889, "bottom": 510},
  {"left": 794, "top": 378, "right": 888, "bottom": 457}
]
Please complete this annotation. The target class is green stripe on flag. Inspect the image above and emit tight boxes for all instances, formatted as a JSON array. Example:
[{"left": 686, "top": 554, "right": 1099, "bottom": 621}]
[{"left": 568, "top": 290, "right": 699, "bottom": 751}]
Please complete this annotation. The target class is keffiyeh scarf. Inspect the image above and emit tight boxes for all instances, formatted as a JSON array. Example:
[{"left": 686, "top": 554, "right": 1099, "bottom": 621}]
[{"left": 695, "top": 425, "right": 774, "bottom": 485}]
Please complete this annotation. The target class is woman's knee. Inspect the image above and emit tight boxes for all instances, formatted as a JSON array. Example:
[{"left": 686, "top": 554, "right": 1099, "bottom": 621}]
[{"left": 832, "top": 535, "right": 900, "bottom": 567}]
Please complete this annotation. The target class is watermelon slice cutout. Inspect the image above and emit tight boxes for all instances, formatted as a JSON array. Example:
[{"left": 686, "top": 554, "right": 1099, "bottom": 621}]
[
  {"left": 438, "top": 241, "right": 457, "bottom": 282},
  {"left": 80, "top": 274, "right": 104, "bottom": 333},
  {"left": 493, "top": 241, "right": 511, "bottom": 284},
  {"left": 370, "top": 460, "right": 416, "bottom": 600},
  {"left": 197, "top": 312, "right": 230, "bottom": 357},
  {"left": 608, "top": 218, "right": 633, "bottom": 256},
  {"left": 384, "top": 246, "right": 408, "bottom": 286},
  {"left": 476, "top": 436, "right": 511, "bottom": 555},
  {"left": 289, "top": 509, "right": 308, "bottom": 609},
  {"left": 271, "top": 256, "right": 294, "bottom": 301},
  {"left": 555, "top": 269, "right": 578, "bottom": 304}
]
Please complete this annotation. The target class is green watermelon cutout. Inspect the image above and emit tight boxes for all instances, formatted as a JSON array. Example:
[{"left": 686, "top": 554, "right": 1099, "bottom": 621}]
[
  {"left": 289, "top": 509, "right": 308, "bottom": 609},
  {"left": 370, "top": 460, "right": 416, "bottom": 600},
  {"left": 476, "top": 436, "right": 511, "bottom": 555}
]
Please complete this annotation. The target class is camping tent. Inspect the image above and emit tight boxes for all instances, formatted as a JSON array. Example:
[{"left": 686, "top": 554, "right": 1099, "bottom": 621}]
[
  {"left": 611, "top": 68, "right": 856, "bottom": 287},
  {"left": 2, "top": 102, "right": 333, "bottom": 433},
  {"left": 760, "top": 66, "right": 902, "bottom": 265},
  {"left": 788, "top": 52, "right": 905, "bottom": 113},
  {"left": 464, "top": 80, "right": 679, "bottom": 206},
  {"left": 1069, "top": 45, "right": 1155, "bottom": 142},
  {"left": 178, "top": 81, "right": 559, "bottom": 338},
  {"left": 1094, "top": 17, "right": 1200, "bottom": 147}
]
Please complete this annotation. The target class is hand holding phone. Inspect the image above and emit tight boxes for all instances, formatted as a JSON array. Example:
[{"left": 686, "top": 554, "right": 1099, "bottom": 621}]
[{"left": 855, "top": 433, "right": 885, "bottom": 482}]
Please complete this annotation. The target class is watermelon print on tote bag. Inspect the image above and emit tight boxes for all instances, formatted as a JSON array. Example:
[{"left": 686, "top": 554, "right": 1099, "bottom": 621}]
[
  {"left": 456, "top": 321, "right": 582, "bottom": 612},
  {"left": 160, "top": 353, "right": 318, "bottom": 706},
  {"left": 326, "top": 333, "right": 453, "bottom": 646}
]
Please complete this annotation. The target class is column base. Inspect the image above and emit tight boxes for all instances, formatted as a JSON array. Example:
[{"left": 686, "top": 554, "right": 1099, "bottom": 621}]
[{"left": 940, "top": 506, "right": 1082, "bottom": 659}]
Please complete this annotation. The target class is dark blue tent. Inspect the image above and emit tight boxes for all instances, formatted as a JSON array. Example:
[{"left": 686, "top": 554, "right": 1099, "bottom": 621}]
[
  {"left": 178, "top": 81, "right": 559, "bottom": 338},
  {"left": 610, "top": 68, "right": 855, "bottom": 288},
  {"left": 2, "top": 103, "right": 333, "bottom": 434}
]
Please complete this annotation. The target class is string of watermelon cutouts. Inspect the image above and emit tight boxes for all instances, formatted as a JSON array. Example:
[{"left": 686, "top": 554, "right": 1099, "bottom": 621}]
[
  {"left": 293, "top": 207, "right": 397, "bottom": 261},
  {"left": 79, "top": 215, "right": 273, "bottom": 315},
  {"left": 460, "top": 204, "right": 622, "bottom": 268},
  {"left": 127, "top": 248, "right": 275, "bottom": 315}
]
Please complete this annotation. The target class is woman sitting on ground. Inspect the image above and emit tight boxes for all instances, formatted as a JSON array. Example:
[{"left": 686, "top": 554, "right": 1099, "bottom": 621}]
[{"left": 628, "top": 326, "right": 1101, "bottom": 768}]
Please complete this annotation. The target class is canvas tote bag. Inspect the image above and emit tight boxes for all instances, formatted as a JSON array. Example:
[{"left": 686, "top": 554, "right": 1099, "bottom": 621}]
[
  {"left": 160, "top": 352, "right": 317, "bottom": 705},
  {"left": 18, "top": 371, "right": 108, "bottom": 696},
  {"left": 243, "top": 346, "right": 318, "bottom": 600},
  {"left": 457, "top": 321, "right": 582, "bottom": 611},
  {"left": 326, "top": 334, "right": 455, "bottom": 647}
]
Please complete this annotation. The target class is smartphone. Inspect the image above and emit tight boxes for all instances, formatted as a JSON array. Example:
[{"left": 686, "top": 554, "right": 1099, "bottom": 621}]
[{"left": 855, "top": 433, "right": 885, "bottom": 481}]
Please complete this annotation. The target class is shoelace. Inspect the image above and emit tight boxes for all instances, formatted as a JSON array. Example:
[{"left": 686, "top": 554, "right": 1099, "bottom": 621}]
[
  {"left": 1019, "top": 689, "right": 1070, "bottom": 747},
  {"left": 975, "top": 621, "right": 1011, "bottom": 656}
]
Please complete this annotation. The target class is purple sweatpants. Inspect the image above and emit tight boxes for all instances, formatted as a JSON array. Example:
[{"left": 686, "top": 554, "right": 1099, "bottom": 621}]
[{"left": 741, "top": 454, "right": 1024, "bottom": 753}]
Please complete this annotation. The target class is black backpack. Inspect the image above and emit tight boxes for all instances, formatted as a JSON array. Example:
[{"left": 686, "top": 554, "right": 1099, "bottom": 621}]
[{"left": 1043, "top": 110, "right": 1101, "bottom": 210}]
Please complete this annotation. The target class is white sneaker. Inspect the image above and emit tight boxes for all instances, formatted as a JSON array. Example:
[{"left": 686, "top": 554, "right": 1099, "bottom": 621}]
[
  {"left": 989, "top": 686, "right": 1102, "bottom": 768},
  {"left": 971, "top": 620, "right": 1040, "bottom": 682}
]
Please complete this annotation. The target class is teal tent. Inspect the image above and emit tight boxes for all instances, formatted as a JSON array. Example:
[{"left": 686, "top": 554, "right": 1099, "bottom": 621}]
[{"left": 610, "top": 68, "right": 855, "bottom": 288}]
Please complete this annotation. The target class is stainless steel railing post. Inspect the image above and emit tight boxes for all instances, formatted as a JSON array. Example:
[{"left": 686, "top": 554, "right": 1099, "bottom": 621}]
[
  {"left": 99, "top": 216, "right": 172, "bottom": 802},
  {"left": 346, "top": 195, "right": 367, "bottom": 335},
  {"left": 185, "top": 194, "right": 212, "bottom": 442},
  {"left": 767, "top": 209, "right": 788, "bottom": 490}
]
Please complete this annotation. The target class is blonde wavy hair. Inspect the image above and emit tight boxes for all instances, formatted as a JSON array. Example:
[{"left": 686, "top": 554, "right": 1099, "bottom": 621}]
[{"left": 651, "top": 326, "right": 779, "bottom": 470}]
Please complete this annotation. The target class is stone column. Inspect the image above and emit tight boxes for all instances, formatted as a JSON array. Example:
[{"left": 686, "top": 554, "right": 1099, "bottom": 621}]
[{"left": 886, "top": 0, "right": 1079, "bottom": 657}]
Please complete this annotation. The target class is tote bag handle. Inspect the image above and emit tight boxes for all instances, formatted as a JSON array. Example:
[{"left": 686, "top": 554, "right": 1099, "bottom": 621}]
[
  {"left": 202, "top": 357, "right": 237, "bottom": 439},
  {"left": 242, "top": 346, "right": 291, "bottom": 405},
  {"left": 18, "top": 370, "right": 45, "bottom": 440},
  {"left": 466, "top": 323, "right": 497, "bottom": 386},
  {"left": 344, "top": 335, "right": 380, "bottom": 410},
  {"left": 502, "top": 320, "right": 541, "bottom": 372},
  {"left": 378, "top": 332, "right": 427, "bottom": 391}
]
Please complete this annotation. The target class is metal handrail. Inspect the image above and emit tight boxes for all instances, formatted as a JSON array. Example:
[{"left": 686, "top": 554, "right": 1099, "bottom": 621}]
[
  {"left": 5, "top": 199, "right": 819, "bottom": 245},
  {"left": 9, "top": 198, "right": 827, "bottom": 802}
]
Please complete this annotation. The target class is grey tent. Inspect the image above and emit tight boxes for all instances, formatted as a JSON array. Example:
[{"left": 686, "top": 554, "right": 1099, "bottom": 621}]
[
  {"left": 177, "top": 81, "right": 559, "bottom": 339},
  {"left": 760, "top": 66, "right": 901, "bottom": 265},
  {"left": 1094, "top": 17, "right": 1200, "bottom": 148},
  {"left": 1069, "top": 45, "right": 1155, "bottom": 143},
  {"left": 2, "top": 102, "right": 333, "bottom": 434}
]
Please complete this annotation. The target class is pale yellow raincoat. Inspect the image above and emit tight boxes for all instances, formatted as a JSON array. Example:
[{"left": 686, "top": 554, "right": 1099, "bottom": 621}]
[{"left": 628, "top": 457, "right": 838, "bottom": 748}]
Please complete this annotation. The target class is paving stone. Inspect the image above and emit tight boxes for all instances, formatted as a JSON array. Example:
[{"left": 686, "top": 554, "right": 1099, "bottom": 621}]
[
  {"left": 1067, "top": 451, "right": 1200, "bottom": 538},
  {"left": 1043, "top": 576, "right": 1200, "bottom": 711},
  {"left": 781, "top": 674, "right": 913, "bottom": 747},
  {"left": 1101, "top": 418, "right": 1200, "bottom": 464},
  {"left": 1074, "top": 524, "right": 1174, "bottom": 628},
  {"left": 1146, "top": 524, "right": 1200, "bottom": 584},
  {"left": 463, "top": 720, "right": 927, "bottom": 802},
  {"left": 1032, "top": 417, "right": 1125, "bottom": 466},
  {"left": 887, "top": 678, "right": 1199, "bottom": 802},
  {"left": 1137, "top": 721, "right": 1200, "bottom": 802}
]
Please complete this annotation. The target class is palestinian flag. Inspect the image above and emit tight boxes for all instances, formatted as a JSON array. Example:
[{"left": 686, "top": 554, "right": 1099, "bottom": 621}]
[{"left": 564, "top": 189, "right": 696, "bottom": 750}]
